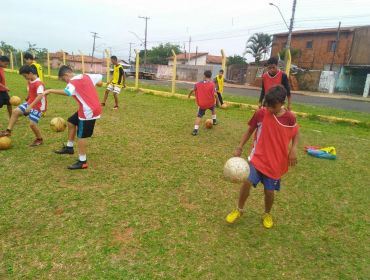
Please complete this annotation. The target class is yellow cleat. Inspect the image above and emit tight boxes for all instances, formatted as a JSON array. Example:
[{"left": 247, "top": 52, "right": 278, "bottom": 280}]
[
  {"left": 262, "top": 213, "right": 274, "bottom": 229},
  {"left": 226, "top": 209, "right": 242, "bottom": 224}
]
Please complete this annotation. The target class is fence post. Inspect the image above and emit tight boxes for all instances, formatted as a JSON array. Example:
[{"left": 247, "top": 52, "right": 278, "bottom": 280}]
[
  {"left": 221, "top": 49, "right": 226, "bottom": 72},
  {"left": 0, "top": 49, "right": 4, "bottom": 56},
  {"left": 285, "top": 48, "right": 291, "bottom": 77},
  {"left": 47, "top": 51, "right": 51, "bottom": 77},
  {"left": 19, "top": 51, "right": 24, "bottom": 66},
  {"left": 104, "top": 49, "right": 110, "bottom": 82},
  {"left": 62, "top": 51, "right": 66, "bottom": 65},
  {"left": 10, "top": 52, "right": 14, "bottom": 70},
  {"left": 79, "top": 51, "right": 85, "bottom": 74},
  {"left": 135, "top": 49, "right": 140, "bottom": 89},
  {"left": 171, "top": 50, "right": 177, "bottom": 94}
]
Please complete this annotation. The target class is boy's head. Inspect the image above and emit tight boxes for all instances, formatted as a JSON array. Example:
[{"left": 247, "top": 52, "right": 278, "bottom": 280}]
[
  {"left": 19, "top": 65, "right": 37, "bottom": 81},
  {"left": 58, "top": 65, "right": 74, "bottom": 82},
  {"left": 218, "top": 69, "right": 224, "bottom": 77},
  {"left": 264, "top": 85, "right": 287, "bottom": 114},
  {"left": 0, "top": 56, "right": 10, "bottom": 68},
  {"left": 266, "top": 56, "right": 279, "bottom": 76},
  {"left": 110, "top": 55, "right": 118, "bottom": 65},
  {"left": 204, "top": 70, "right": 212, "bottom": 79},
  {"left": 24, "top": 52, "right": 35, "bottom": 65}
]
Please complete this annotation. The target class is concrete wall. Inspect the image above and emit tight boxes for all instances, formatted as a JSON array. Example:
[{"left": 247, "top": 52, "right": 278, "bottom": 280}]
[
  {"left": 295, "top": 70, "right": 321, "bottom": 91},
  {"left": 155, "top": 64, "right": 222, "bottom": 82},
  {"left": 168, "top": 55, "right": 207, "bottom": 66},
  {"left": 349, "top": 26, "right": 370, "bottom": 65}
]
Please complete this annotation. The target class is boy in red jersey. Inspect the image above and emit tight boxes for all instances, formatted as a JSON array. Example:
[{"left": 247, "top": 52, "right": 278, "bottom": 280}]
[
  {"left": 259, "top": 57, "right": 292, "bottom": 111},
  {"left": 188, "top": 70, "right": 218, "bottom": 136},
  {"left": 0, "top": 56, "right": 12, "bottom": 119},
  {"left": 0, "top": 65, "right": 45, "bottom": 146},
  {"left": 226, "top": 85, "right": 299, "bottom": 228},
  {"left": 42, "top": 65, "right": 102, "bottom": 170}
]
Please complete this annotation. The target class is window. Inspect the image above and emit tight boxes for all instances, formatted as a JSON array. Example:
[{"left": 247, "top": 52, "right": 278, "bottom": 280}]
[
  {"left": 306, "top": 41, "right": 313, "bottom": 49},
  {"left": 328, "top": 41, "right": 337, "bottom": 52}
]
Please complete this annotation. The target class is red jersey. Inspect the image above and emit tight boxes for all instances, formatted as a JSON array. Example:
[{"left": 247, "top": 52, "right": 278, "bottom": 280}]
[
  {"left": 262, "top": 70, "right": 283, "bottom": 94},
  {"left": 249, "top": 108, "right": 298, "bottom": 179},
  {"left": 0, "top": 68, "right": 7, "bottom": 92},
  {"left": 194, "top": 80, "right": 216, "bottom": 109},
  {"left": 64, "top": 74, "right": 102, "bottom": 120},
  {"left": 27, "top": 78, "right": 45, "bottom": 112}
]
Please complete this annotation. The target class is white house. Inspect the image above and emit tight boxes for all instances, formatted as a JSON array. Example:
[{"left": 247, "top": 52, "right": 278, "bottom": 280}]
[{"left": 168, "top": 53, "right": 222, "bottom": 66}]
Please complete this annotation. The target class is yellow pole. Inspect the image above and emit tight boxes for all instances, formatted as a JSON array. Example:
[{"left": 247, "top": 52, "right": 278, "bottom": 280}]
[
  {"left": 105, "top": 49, "right": 110, "bottom": 83},
  {"left": 62, "top": 51, "right": 66, "bottom": 65},
  {"left": 135, "top": 49, "right": 140, "bottom": 89},
  {"left": 0, "top": 49, "right": 4, "bottom": 55},
  {"left": 79, "top": 51, "right": 85, "bottom": 74},
  {"left": 285, "top": 48, "right": 292, "bottom": 77},
  {"left": 171, "top": 50, "right": 177, "bottom": 94},
  {"left": 10, "top": 52, "right": 14, "bottom": 70},
  {"left": 47, "top": 51, "right": 50, "bottom": 76},
  {"left": 221, "top": 49, "right": 227, "bottom": 72},
  {"left": 20, "top": 51, "right": 24, "bottom": 65}
]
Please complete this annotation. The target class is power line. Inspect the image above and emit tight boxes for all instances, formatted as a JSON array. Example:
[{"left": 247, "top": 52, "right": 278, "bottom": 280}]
[{"left": 138, "top": 16, "right": 150, "bottom": 64}]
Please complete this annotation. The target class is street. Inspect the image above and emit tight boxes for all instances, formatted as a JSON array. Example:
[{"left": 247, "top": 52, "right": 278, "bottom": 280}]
[{"left": 135, "top": 79, "right": 370, "bottom": 113}]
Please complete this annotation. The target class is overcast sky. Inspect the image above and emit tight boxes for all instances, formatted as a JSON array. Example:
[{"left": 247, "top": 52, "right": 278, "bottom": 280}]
[{"left": 2, "top": 0, "right": 370, "bottom": 62}]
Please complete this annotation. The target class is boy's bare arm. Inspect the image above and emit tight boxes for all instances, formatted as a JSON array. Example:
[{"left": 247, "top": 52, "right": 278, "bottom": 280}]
[
  {"left": 234, "top": 126, "right": 255, "bottom": 157},
  {"left": 43, "top": 89, "right": 68, "bottom": 96},
  {"left": 188, "top": 89, "right": 194, "bottom": 98},
  {"left": 288, "top": 131, "right": 300, "bottom": 166},
  {"left": 0, "top": 82, "right": 9, "bottom": 91}
]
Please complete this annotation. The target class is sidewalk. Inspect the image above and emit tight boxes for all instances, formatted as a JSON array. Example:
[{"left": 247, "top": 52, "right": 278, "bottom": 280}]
[{"left": 224, "top": 82, "right": 370, "bottom": 102}]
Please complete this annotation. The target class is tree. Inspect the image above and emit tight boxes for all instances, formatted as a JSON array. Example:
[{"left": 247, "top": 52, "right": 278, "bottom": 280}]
[
  {"left": 279, "top": 48, "right": 301, "bottom": 61},
  {"left": 0, "top": 41, "right": 16, "bottom": 55},
  {"left": 227, "top": 55, "right": 247, "bottom": 66},
  {"left": 243, "top": 33, "right": 272, "bottom": 65},
  {"left": 139, "top": 43, "right": 182, "bottom": 65}
]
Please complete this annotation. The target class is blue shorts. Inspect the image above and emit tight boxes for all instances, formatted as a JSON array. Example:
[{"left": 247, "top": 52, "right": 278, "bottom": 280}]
[
  {"left": 18, "top": 102, "right": 42, "bottom": 124},
  {"left": 197, "top": 106, "right": 215, "bottom": 118},
  {"left": 248, "top": 162, "right": 281, "bottom": 191}
]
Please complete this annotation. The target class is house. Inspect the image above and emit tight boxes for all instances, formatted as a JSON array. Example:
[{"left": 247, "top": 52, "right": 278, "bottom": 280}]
[
  {"left": 271, "top": 25, "right": 370, "bottom": 94},
  {"left": 168, "top": 53, "right": 222, "bottom": 66},
  {"left": 49, "top": 51, "right": 107, "bottom": 74}
]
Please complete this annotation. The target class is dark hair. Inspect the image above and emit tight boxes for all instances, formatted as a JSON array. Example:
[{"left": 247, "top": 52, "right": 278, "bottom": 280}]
[
  {"left": 219, "top": 69, "right": 224, "bottom": 73},
  {"left": 58, "top": 65, "right": 73, "bottom": 77},
  {"left": 204, "top": 70, "right": 212, "bottom": 78},
  {"left": 267, "top": 56, "right": 278, "bottom": 66},
  {"left": 19, "top": 65, "right": 35, "bottom": 75},
  {"left": 264, "top": 85, "right": 287, "bottom": 107},
  {"left": 24, "top": 52, "right": 34, "bottom": 60},
  {"left": 0, "top": 56, "right": 10, "bottom": 62},
  {"left": 110, "top": 55, "right": 118, "bottom": 61}
]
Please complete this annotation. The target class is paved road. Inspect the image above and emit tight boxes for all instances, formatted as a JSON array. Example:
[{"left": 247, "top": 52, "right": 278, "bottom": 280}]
[{"left": 136, "top": 79, "right": 370, "bottom": 113}]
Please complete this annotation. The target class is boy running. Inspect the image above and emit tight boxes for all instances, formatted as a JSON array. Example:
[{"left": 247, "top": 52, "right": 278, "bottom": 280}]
[
  {"left": 226, "top": 85, "right": 299, "bottom": 228},
  {"left": 214, "top": 69, "right": 225, "bottom": 107},
  {"left": 0, "top": 65, "right": 46, "bottom": 146},
  {"left": 43, "top": 65, "right": 102, "bottom": 170},
  {"left": 259, "top": 57, "right": 292, "bottom": 111},
  {"left": 188, "top": 70, "right": 218, "bottom": 136},
  {"left": 101, "top": 56, "right": 125, "bottom": 109},
  {"left": 0, "top": 56, "right": 12, "bottom": 119}
]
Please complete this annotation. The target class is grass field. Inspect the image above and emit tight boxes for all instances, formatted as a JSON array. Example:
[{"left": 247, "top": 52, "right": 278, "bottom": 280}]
[{"left": 1, "top": 72, "right": 369, "bottom": 279}]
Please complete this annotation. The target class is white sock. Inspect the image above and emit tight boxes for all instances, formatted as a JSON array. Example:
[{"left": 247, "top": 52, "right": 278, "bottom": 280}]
[
  {"left": 67, "top": 141, "right": 74, "bottom": 147},
  {"left": 212, "top": 115, "right": 217, "bottom": 120},
  {"left": 79, "top": 154, "right": 87, "bottom": 162},
  {"left": 194, "top": 125, "right": 199, "bottom": 130}
]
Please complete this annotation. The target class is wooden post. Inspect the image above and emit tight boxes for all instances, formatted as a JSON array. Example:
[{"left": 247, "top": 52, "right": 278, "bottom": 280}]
[
  {"left": 135, "top": 49, "right": 140, "bottom": 89},
  {"left": 171, "top": 50, "right": 177, "bottom": 94}
]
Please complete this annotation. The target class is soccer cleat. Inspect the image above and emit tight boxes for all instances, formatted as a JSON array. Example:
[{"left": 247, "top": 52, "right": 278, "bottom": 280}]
[
  {"left": 0, "top": 130, "right": 11, "bottom": 137},
  {"left": 29, "top": 138, "right": 43, "bottom": 147},
  {"left": 68, "top": 160, "right": 88, "bottom": 170},
  {"left": 262, "top": 213, "right": 274, "bottom": 229},
  {"left": 226, "top": 209, "right": 243, "bottom": 224},
  {"left": 213, "top": 119, "right": 218, "bottom": 125},
  {"left": 113, "top": 105, "right": 119, "bottom": 110},
  {"left": 101, "top": 102, "right": 105, "bottom": 106},
  {"left": 192, "top": 129, "right": 198, "bottom": 136},
  {"left": 54, "top": 145, "right": 74, "bottom": 155}
]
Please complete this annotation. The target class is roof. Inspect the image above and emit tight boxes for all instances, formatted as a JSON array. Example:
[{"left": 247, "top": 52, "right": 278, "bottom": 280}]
[
  {"left": 206, "top": 55, "right": 222, "bottom": 64},
  {"left": 49, "top": 52, "right": 104, "bottom": 63},
  {"left": 169, "top": 52, "right": 222, "bottom": 64},
  {"left": 273, "top": 25, "right": 370, "bottom": 37}
]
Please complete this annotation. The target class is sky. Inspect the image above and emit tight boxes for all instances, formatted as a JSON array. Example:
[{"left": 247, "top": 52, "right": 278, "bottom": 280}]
[{"left": 2, "top": 0, "right": 370, "bottom": 62}]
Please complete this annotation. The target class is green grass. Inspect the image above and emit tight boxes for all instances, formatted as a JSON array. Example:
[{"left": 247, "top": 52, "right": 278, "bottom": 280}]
[{"left": 1, "top": 72, "right": 369, "bottom": 279}]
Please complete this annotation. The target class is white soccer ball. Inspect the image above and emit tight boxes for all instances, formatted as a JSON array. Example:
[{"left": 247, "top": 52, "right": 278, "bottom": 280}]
[{"left": 223, "top": 157, "right": 250, "bottom": 183}]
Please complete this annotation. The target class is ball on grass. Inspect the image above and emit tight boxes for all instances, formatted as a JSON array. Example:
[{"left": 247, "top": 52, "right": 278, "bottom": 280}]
[
  {"left": 223, "top": 157, "right": 250, "bottom": 183},
  {"left": 10, "top": 96, "right": 22, "bottom": 106},
  {"left": 205, "top": 119, "right": 213, "bottom": 129},
  {"left": 50, "top": 117, "right": 67, "bottom": 132},
  {"left": 0, "top": 136, "right": 12, "bottom": 150}
]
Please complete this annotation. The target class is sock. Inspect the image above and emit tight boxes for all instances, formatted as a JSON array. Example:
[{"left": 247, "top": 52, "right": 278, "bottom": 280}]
[
  {"left": 194, "top": 125, "right": 199, "bottom": 130},
  {"left": 6, "top": 128, "right": 11, "bottom": 132},
  {"left": 79, "top": 154, "right": 87, "bottom": 162},
  {"left": 67, "top": 140, "right": 74, "bottom": 148},
  {"left": 212, "top": 115, "right": 217, "bottom": 120}
]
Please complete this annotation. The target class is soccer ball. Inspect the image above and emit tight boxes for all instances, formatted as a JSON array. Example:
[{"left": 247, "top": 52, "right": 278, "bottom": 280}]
[
  {"left": 205, "top": 119, "right": 213, "bottom": 129},
  {"left": 9, "top": 96, "right": 22, "bottom": 106},
  {"left": 96, "top": 81, "right": 103, "bottom": 87},
  {"left": 223, "top": 157, "right": 250, "bottom": 183},
  {"left": 0, "top": 136, "right": 11, "bottom": 150},
  {"left": 50, "top": 117, "right": 67, "bottom": 132},
  {"left": 221, "top": 103, "right": 228, "bottom": 109}
]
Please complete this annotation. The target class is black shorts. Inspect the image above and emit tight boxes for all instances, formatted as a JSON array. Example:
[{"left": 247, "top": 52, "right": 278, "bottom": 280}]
[
  {"left": 68, "top": 112, "right": 97, "bottom": 138},
  {"left": 0, "top": 91, "right": 10, "bottom": 108}
]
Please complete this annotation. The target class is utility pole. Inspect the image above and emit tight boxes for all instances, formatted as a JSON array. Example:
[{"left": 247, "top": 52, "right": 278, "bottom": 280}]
[
  {"left": 330, "top": 21, "right": 341, "bottom": 71},
  {"left": 286, "top": 0, "right": 297, "bottom": 50},
  {"left": 195, "top": 46, "right": 198, "bottom": 65},
  {"left": 138, "top": 16, "right": 150, "bottom": 65},
  {"left": 90, "top": 32, "right": 100, "bottom": 67},
  {"left": 188, "top": 36, "right": 191, "bottom": 63},
  {"left": 128, "top": 42, "right": 134, "bottom": 64}
]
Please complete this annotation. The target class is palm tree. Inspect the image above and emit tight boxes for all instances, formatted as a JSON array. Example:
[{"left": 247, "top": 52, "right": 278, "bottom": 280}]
[{"left": 244, "top": 33, "right": 272, "bottom": 65}]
